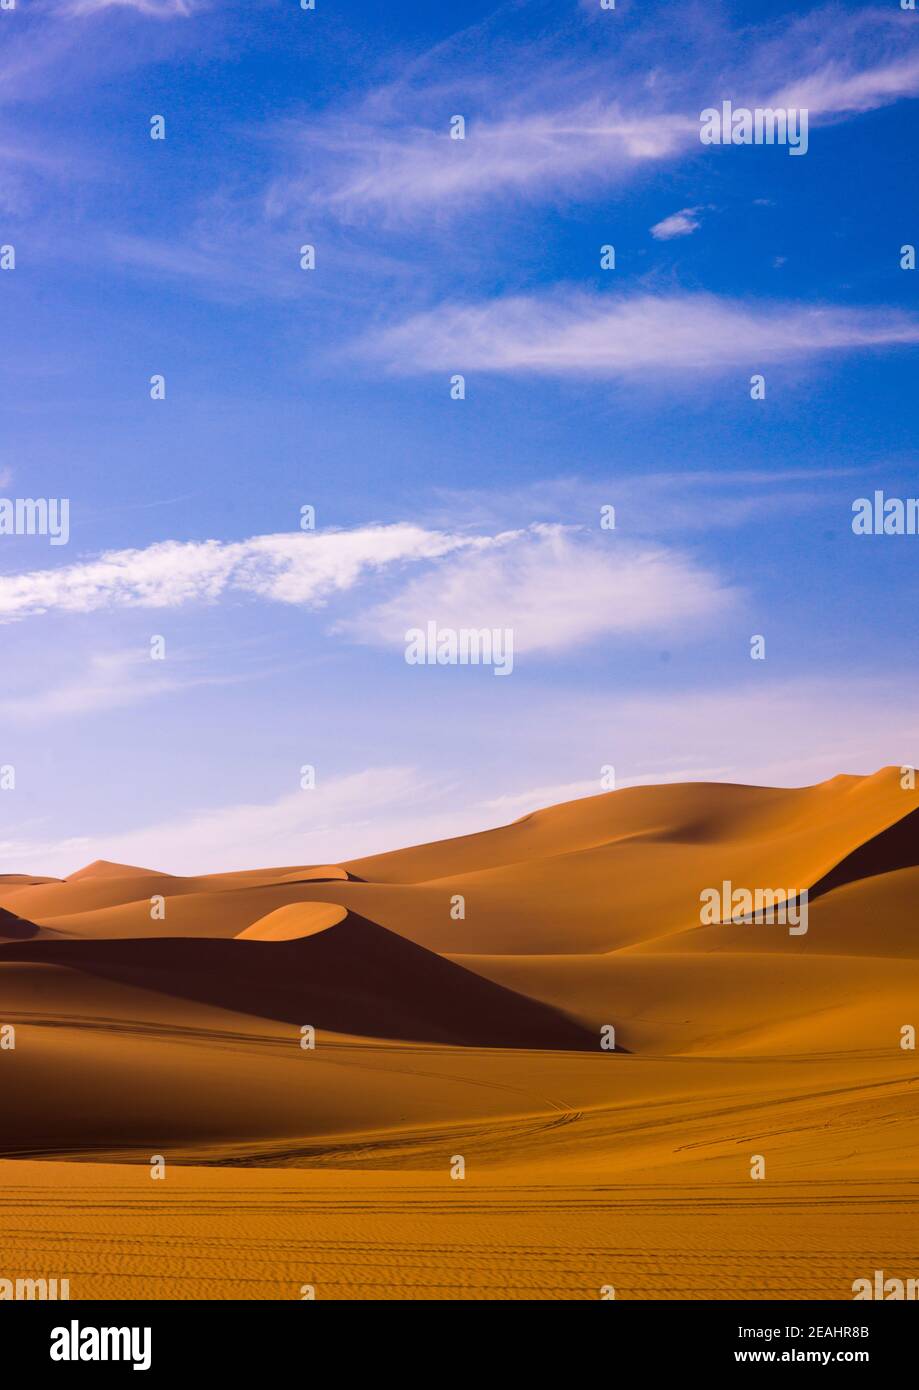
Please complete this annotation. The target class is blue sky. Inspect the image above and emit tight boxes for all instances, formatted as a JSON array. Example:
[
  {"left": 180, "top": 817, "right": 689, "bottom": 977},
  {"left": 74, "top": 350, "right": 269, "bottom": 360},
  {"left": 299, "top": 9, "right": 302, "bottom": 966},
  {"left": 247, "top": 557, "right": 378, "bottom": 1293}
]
[{"left": 0, "top": 0, "right": 917, "bottom": 874}]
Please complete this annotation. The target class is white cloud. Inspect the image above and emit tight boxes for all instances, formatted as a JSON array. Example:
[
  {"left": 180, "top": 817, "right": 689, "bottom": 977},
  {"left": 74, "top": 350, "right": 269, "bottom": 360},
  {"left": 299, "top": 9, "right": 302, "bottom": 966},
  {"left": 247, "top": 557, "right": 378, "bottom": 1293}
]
[
  {"left": 651, "top": 206, "right": 704, "bottom": 239},
  {"left": 342, "top": 524, "right": 734, "bottom": 655},
  {"left": 0, "top": 524, "right": 492, "bottom": 624},
  {"left": 763, "top": 8, "right": 919, "bottom": 119},
  {"left": 362, "top": 291, "right": 919, "bottom": 378},
  {"left": 0, "top": 523, "right": 733, "bottom": 658},
  {"left": 263, "top": 8, "right": 919, "bottom": 223},
  {"left": 773, "top": 54, "right": 919, "bottom": 118},
  {"left": 727, "top": 5, "right": 919, "bottom": 123},
  {"left": 292, "top": 107, "right": 695, "bottom": 222}
]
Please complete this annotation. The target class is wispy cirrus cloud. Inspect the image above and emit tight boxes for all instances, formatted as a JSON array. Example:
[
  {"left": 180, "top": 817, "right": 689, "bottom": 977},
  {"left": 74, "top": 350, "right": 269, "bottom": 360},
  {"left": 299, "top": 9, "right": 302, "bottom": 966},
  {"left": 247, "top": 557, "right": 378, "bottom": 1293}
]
[
  {"left": 0, "top": 0, "right": 201, "bottom": 216},
  {"left": 774, "top": 52, "right": 919, "bottom": 118},
  {"left": 757, "top": 5, "right": 919, "bottom": 119},
  {"left": 286, "top": 108, "right": 695, "bottom": 223},
  {"left": 264, "top": 5, "right": 919, "bottom": 224},
  {"left": 0, "top": 649, "right": 258, "bottom": 723},
  {"left": 0, "top": 651, "right": 182, "bottom": 722},
  {"left": 0, "top": 525, "right": 488, "bottom": 624},
  {"left": 341, "top": 524, "right": 735, "bottom": 655},
  {"left": 422, "top": 469, "right": 861, "bottom": 538},
  {"left": 60, "top": 0, "right": 197, "bottom": 16},
  {"left": 361, "top": 290, "right": 919, "bottom": 378},
  {"left": 0, "top": 522, "right": 734, "bottom": 660}
]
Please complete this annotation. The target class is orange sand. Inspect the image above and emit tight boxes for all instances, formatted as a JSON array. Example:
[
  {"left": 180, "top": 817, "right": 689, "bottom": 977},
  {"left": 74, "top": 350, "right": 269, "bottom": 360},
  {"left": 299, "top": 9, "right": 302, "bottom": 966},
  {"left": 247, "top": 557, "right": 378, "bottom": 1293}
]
[{"left": 1, "top": 767, "right": 917, "bottom": 1299}]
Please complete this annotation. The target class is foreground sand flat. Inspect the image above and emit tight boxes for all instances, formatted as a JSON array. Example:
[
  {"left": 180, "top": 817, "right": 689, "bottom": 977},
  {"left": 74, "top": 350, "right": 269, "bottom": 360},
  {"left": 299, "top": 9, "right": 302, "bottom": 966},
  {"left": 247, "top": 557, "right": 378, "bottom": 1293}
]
[
  {"left": 1, "top": 768, "right": 917, "bottom": 1299},
  {"left": 2, "top": 1162, "right": 916, "bottom": 1300}
]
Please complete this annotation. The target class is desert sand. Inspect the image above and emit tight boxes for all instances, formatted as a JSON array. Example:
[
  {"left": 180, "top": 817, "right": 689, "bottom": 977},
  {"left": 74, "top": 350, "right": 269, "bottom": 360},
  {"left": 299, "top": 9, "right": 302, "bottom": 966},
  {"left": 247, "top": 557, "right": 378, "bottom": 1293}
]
[{"left": 1, "top": 766, "right": 917, "bottom": 1299}]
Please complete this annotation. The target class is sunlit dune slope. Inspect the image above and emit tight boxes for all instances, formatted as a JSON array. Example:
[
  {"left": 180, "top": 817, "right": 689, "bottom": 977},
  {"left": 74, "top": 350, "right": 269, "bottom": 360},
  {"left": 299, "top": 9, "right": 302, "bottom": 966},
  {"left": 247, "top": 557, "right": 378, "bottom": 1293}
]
[{"left": 236, "top": 902, "right": 348, "bottom": 939}]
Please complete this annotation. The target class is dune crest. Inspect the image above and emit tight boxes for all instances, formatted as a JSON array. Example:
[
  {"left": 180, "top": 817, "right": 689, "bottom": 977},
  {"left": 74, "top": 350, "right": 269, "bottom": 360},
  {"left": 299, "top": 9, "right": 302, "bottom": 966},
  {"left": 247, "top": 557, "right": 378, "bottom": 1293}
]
[
  {"left": 236, "top": 903, "right": 348, "bottom": 940},
  {"left": 67, "top": 859, "right": 163, "bottom": 882}
]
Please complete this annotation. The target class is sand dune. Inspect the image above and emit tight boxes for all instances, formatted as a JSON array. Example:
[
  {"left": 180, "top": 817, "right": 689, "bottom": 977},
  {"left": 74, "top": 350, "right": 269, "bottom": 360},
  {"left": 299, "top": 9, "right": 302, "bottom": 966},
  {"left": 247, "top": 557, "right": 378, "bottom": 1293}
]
[
  {"left": 0, "top": 910, "right": 596, "bottom": 1049},
  {"left": 0, "top": 906, "right": 43, "bottom": 940},
  {"left": 236, "top": 902, "right": 349, "bottom": 940},
  {"left": 67, "top": 859, "right": 165, "bottom": 882},
  {"left": 1, "top": 766, "right": 917, "bottom": 1298}
]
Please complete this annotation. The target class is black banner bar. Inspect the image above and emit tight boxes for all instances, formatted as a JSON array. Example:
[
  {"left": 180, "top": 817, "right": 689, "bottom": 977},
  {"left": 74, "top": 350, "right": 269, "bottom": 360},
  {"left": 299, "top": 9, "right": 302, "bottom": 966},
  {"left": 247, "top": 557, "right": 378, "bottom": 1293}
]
[{"left": 3, "top": 1299, "right": 915, "bottom": 1376}]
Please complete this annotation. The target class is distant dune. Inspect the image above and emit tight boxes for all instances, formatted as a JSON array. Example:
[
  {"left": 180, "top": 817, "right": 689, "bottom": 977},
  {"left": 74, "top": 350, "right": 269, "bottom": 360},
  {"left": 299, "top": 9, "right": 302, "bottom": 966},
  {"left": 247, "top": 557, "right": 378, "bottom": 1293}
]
[
  {"left": 66, "top": 859, "right": 166, "bottom": 882},
  {"left": 1, "top": 766, "right": 917, "bottom": 1299}
]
